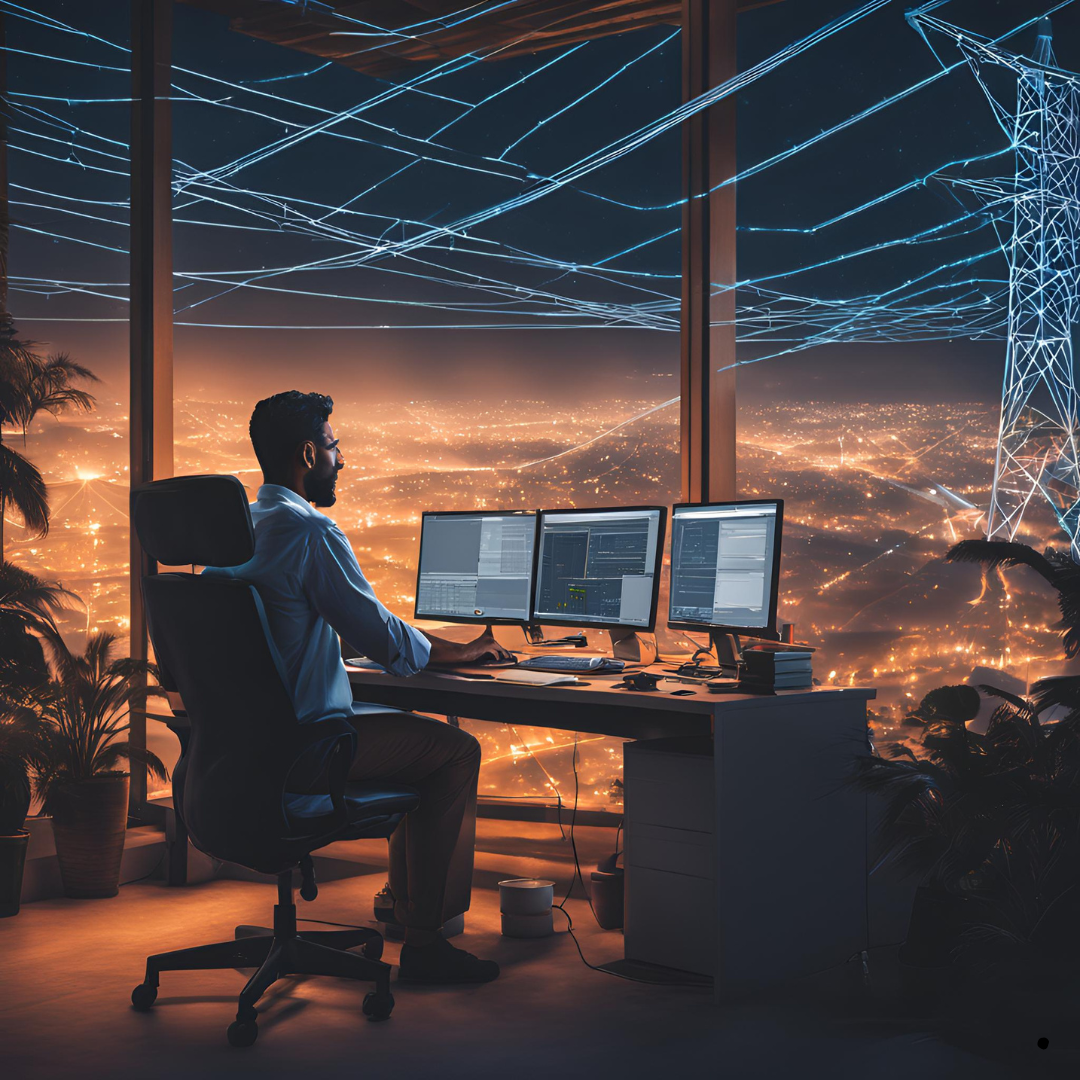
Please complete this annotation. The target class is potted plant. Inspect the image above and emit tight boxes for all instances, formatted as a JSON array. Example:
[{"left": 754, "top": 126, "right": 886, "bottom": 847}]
[
  {"left": 0, "top": 700, "right": 47, "bottom": 916},
  {"left": 853, "top": 539, "right": 1080, "bottom": 983},
  {"left": 853, "top": 684, "right": 992, "bottom": 969},
  {"left": 32, "top": 632, "right": 168, "bottom": 899},
  {"left": 0, "top": 561, "right": 76, "bottom": 915}
]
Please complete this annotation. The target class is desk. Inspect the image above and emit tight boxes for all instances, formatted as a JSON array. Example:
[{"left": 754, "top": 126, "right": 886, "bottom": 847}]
[{"left": 349, "top": 666, "right": 875, "bottom": 995}]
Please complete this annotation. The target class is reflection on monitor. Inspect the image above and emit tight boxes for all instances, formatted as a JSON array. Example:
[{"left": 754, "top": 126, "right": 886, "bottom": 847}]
[
  {"left": 668, "top": 501, "right": 782, "bottom": 633},
  {"left": 533, "top": 507, "right": 665, "bottom": 629},
  {"left": 415, "top": 511, "right": 536, "bottom": 624}
]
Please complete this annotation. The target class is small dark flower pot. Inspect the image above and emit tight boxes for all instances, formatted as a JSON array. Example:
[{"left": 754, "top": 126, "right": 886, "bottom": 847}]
[
  {"left": 590, "top": 868, "right": 624, "bottom": 930},
  {"left": 50, "top": 775, "right": 129, "bottom": 899},
  {"left": 0, "top": 830, "right": 30, "bottom": 917}
]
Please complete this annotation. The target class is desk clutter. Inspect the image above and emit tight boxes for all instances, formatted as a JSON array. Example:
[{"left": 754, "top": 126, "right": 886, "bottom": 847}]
[{"left": 740, "top": 645, "right": 814, "bottom": 691}]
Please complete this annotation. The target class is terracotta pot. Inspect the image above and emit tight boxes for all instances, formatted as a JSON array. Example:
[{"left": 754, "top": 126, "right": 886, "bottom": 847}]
[
  {"left": 50, "top": 774, "right": 129, "bottom": 899},
  {"left": 0, "top": 830, "right": 29, "bottom": 916}
]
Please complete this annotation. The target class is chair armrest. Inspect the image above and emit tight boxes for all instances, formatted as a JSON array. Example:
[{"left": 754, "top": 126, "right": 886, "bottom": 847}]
[
  {"left": 285, "top": 717, "right": 358, "bottom": 763},
  {"left": 281, "top": 718, "right": 358, "bottom": 831}
]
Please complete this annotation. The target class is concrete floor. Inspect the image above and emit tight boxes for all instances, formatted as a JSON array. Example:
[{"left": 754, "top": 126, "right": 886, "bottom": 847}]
[{"left": 0, "top": 823, "right": 1068, "bottom": 1080}]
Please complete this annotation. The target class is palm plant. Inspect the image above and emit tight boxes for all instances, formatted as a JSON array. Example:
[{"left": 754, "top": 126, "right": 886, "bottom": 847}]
[
  {"left": 31, "top": 631, "right": 168, "bottom": 811},
  {"left": 851, "top": 537, "right": 1080, "bottom": 972},
  {"left": 7, "top": 351, "right": 97, "bottom": 446},
  {"left": 0, "top": 329, "right": 97, "bottom": 555},
  {"left": 0, "top": 560, "right": 78, "bottom": 698},
  {"left": 0, "top": 698, "right": 47, "bottom": 834},
  {"left": 0, "top": 561, "right": 77, "bottom": 835},
  {"left": 852, "top": 685, "right": 1006, "bottom": 893},
  {"left": 0, "top": 334, "right": 48, "bottom": 550},
  {"left": 947, "top": 539, "right": 1080, "bottom": 658}
]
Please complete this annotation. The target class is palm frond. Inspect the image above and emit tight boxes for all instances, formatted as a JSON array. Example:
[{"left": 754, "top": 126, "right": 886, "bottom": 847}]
[
  {"left": 0, "top": 561, "right": 78, "bottom": 622},
  {"left": 1030, "top": 676, "right": 1080, "bottom": 716},
  {"left": 0, "top": 443, "right": 48, "bottom": 537},
  {"left": 978, "top": 684, "right": 1033, "bottom": 714},
  {"left": 946, "top": 540, "right": 1061, "bottom": 586},
  {"left": 92, "top": 741, "right": 168, "bottom": 783}
]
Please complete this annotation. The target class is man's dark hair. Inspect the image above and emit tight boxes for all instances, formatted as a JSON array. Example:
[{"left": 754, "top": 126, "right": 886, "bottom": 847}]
[{"left": 249, "top": 391, "right": 334, "bottom": 481}]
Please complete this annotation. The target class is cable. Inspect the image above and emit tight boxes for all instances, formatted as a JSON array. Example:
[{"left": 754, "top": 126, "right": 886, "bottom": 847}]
[
  {"left": 551, "top": 733, "right": 709, "bottom": 988},
  {"left": 298, "top": 917, "right": 371, "bottom": 929}
]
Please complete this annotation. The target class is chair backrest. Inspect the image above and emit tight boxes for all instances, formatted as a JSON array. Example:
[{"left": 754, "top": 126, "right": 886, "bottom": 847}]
[{"left": 132, "top": 475, "right": 349, "bottom": 871}]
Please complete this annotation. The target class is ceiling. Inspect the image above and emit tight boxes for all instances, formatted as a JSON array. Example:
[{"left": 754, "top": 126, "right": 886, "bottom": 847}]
[{"left": 180, "top": 0, "right": 784, "bottom": 77}]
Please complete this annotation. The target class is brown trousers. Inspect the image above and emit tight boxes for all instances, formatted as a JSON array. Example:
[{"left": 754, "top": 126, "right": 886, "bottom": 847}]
[{"left": 346, "top": 704, "right": 480, "bottom": 931}]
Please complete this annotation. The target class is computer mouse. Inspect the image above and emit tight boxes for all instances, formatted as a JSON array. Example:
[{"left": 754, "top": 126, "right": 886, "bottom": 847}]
[{"left": 474, "top": 653, "right": 518, "bottom": 667}]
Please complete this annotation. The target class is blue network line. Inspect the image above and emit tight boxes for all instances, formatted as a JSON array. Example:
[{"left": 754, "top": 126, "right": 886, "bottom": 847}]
[{"left": 0, "top": 0, "right": 1059, "bottom": 365}]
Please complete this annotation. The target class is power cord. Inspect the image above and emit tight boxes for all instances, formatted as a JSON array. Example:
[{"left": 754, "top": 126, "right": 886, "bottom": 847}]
[
  {"left": 298, "top": 917, "right": 370, "bottom": 929},
  {"left": 552, "top": 733, "right": 708, "bottom": 989}
]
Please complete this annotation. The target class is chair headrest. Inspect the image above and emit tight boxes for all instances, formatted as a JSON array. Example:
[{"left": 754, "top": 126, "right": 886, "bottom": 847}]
[{"left": 131, "top": 475, "right": 255, "bottom": 567}]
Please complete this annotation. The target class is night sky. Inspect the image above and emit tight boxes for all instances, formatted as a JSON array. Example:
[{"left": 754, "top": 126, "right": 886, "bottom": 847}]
[{"left": 6, "top": 0, "right": 1079, "bottom": 406}]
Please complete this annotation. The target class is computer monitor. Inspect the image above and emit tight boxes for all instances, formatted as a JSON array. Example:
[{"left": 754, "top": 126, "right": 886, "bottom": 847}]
[
  {"left": 667, "top": 500, "right": 783, "bottom": 661},
  {"left": 532, "top": 507, "right": 666, "bottom": 647},
  {"left": 414, "top": 510, "right": 538, "bottom": 625}
]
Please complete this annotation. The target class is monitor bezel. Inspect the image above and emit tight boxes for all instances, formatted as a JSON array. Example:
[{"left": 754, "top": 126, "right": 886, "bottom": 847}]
[
  {"left": 666, "top": 499, "right": 784, "bottom": 638},
  {"left": 531, "top": 504, "right": 668, "bottom": 633},
  {"left": 413, "top": 508, "right": 540, "bottom": 626}
]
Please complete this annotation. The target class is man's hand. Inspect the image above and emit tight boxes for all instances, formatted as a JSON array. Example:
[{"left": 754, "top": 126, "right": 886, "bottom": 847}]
[
  {"left": 422, "top": 626, "right": 515, "bottom": 666},
  {"left": 461, "top": 626, "right": 515, "bottom": 664}
]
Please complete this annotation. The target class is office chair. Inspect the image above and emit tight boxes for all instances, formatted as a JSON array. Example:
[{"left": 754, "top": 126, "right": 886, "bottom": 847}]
[{"left": 128, "top": 475, "right": 420, "bottom": 1046}]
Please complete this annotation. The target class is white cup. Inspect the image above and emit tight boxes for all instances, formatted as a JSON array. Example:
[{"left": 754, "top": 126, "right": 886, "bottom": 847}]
[{"left": 499, "top": 878, "right": 555, "bottom": 916}]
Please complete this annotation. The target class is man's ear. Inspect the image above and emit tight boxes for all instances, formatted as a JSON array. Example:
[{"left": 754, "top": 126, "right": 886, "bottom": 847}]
[{"left": 299, "top": 440, "right": 316, "bottom": 470}]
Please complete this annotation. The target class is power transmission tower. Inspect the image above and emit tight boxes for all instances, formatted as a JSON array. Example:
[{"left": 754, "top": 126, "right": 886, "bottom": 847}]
[{"left": 913, "top": 13, "right": 1080, "bottom": 558}]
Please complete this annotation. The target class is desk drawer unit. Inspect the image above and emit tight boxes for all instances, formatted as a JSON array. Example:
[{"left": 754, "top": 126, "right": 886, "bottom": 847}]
[{"left": 624, "top": 737, "right": 715, "bottom": 976}]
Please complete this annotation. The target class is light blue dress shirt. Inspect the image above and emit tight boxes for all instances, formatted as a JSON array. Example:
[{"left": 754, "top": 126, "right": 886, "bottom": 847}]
[{"left": 203, "top": 485, "right": 431, "bottom": 740}]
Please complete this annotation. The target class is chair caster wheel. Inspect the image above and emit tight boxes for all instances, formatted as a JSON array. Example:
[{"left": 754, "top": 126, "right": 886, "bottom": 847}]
[
  {"left": 362, "top": 991, "right": 394, "bottom": 1021},
  {"left": 363, "top": 937, "right": 383, "bottom": 961},
  {"left": 227, "top": 1019, "right": 259, "bottom": 1047},
  {"left": 131, "top": 983, "right": 157, "bottom": 1011}
]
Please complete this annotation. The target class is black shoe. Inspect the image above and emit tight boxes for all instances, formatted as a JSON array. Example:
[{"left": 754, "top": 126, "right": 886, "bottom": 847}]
[{"left": 398, "top": 937, "right": 500, "bottom": 984}]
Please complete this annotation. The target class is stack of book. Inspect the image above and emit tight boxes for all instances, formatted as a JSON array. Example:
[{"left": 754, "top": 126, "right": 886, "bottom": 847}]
[{"left": 740, "top": 646, "right": 814, "bottom": 692}]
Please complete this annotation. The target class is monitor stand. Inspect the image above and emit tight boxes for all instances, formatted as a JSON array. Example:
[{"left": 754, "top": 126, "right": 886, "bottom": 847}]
[
  {"left": 608, "top": 628, "right": 648, "bottom": 663},
  {"left": 706, "top": 628, "right": 781, "bottom": 671}
]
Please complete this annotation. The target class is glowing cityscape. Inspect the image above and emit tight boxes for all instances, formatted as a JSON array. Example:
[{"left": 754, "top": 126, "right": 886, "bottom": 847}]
[{"left": 4, "top": 378, "right": 1069, "bottom": 806}]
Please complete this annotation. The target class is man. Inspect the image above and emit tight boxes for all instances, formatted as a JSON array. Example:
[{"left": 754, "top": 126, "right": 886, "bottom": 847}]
[{"left": 205, "top": 390, "right": 512, "bottom": 984}]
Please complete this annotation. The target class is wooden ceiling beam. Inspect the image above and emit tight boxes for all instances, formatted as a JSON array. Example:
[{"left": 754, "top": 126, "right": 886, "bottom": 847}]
[{"left": 180, "top": 0, "right": 785, "bottom": 75}]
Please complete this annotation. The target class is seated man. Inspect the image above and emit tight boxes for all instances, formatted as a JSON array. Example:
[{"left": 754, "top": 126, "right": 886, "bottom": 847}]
[{"left": 205, "top": 390, "right": 512, "bottom": 984}]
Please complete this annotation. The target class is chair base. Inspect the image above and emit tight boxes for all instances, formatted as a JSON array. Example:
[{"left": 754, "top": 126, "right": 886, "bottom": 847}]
[{"left": 132, "top": 870, "right": 393, "bottom": 1046}]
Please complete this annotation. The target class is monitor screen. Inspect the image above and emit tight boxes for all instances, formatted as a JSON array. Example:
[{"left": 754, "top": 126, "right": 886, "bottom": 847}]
[
  {"left": 668, "top": 500, "right": 783, "bottom": 633},
  {"left": 532, "top": 507, "right": 666, "bottom": 630},
  {"left": 415, "top": 510, "right": 537, "bottom": 624}
]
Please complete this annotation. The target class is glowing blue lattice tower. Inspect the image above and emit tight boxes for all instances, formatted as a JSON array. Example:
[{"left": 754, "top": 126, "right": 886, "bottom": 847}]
[
  {"left": 915, "top": 14, "right": 1080, "bottom": 556},
  {"left": 989, "top": 21, "right": 1080, "bottom": 557}
]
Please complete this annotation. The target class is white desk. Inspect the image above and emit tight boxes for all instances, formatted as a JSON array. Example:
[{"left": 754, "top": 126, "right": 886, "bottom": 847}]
[{"left": 348, "top": 665, "right": 875, "bottom": 996}]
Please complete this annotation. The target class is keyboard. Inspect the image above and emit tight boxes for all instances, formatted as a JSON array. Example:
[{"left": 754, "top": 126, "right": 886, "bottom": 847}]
[{"left": 517, "top": 655, "right": 625, "bottom": 674}]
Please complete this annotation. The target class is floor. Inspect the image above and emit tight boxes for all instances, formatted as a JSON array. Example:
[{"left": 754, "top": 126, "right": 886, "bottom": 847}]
[{"left": 0, "top": 822, "right": 1070, "bottom": 1080}]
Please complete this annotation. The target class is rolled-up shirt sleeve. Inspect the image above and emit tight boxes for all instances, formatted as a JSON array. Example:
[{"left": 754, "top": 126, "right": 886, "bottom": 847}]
[{"left": 303, "top": 522, "right": 431, "bottom": 676}]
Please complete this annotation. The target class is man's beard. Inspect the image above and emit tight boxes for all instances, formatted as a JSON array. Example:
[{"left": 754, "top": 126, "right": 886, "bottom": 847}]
[{"left": 304, "top": 470, "right": 338, "bottom": 507}]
